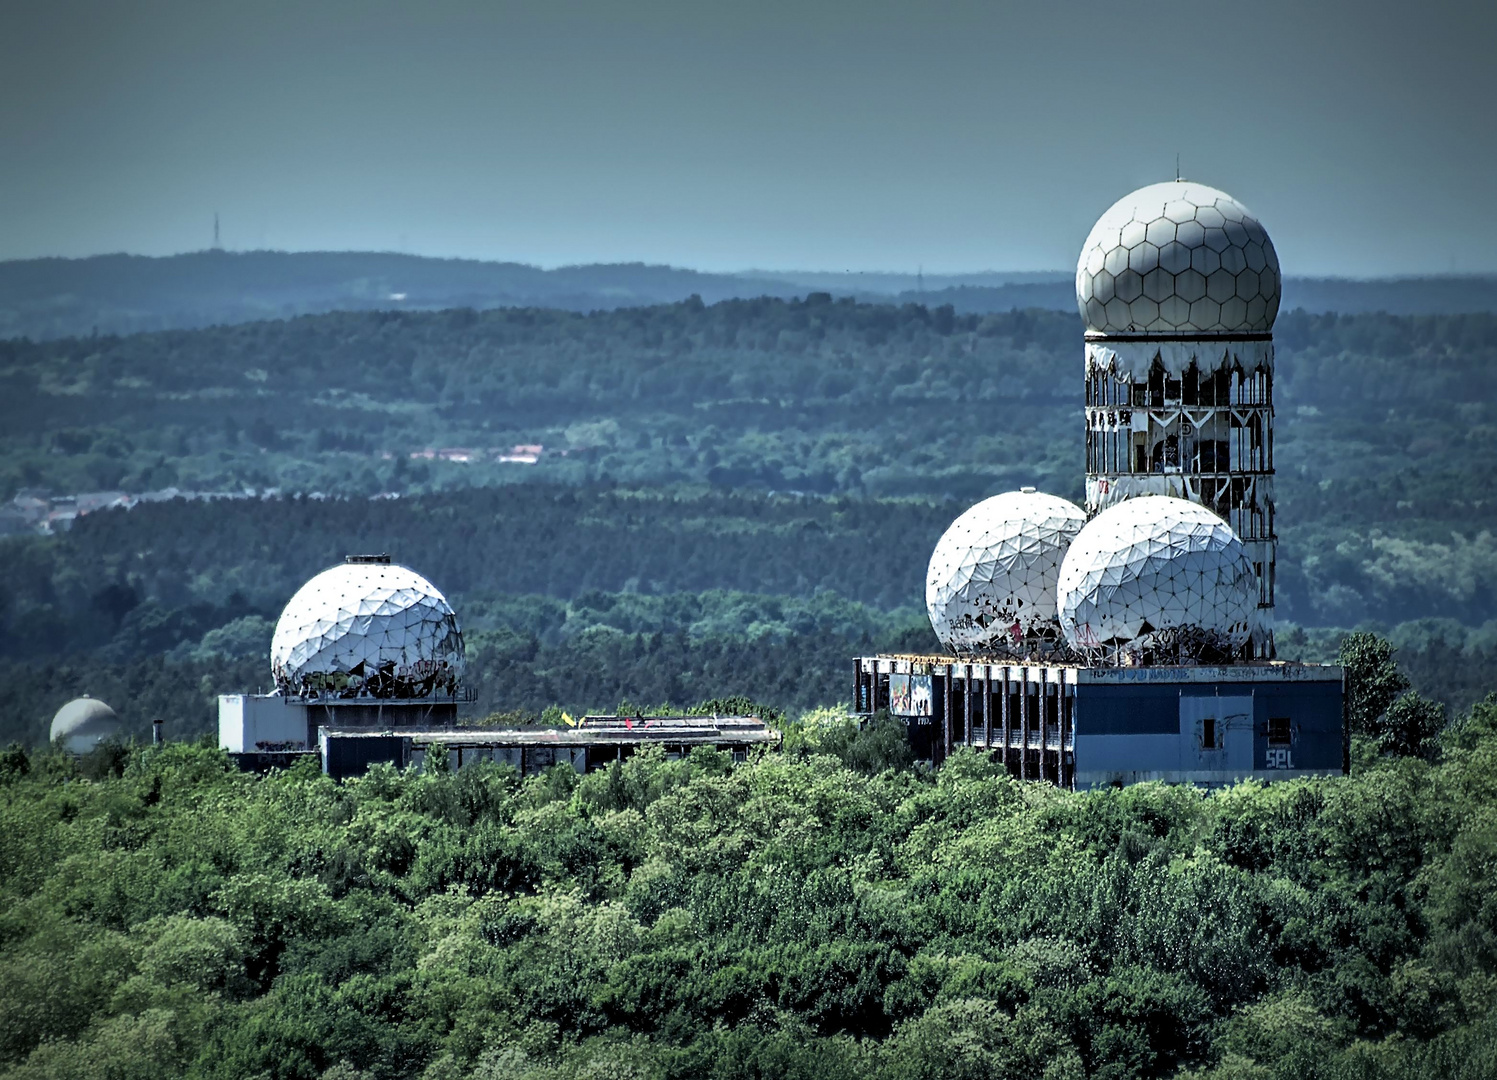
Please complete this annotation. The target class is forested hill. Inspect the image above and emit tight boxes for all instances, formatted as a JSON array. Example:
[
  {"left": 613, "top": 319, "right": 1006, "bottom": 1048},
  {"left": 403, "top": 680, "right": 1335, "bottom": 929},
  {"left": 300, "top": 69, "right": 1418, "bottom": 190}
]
[
  {"left": 2, "top": 250, "right": 1494, "bottom": 339},
  {"left": 3, "top": 726, "right": 1497, "bottom": 1079},
  {"left": 912, "top": 275, "right": 1497, "bottom": 318},
  {"left": 5, "top": 300, "right": 1497, "bottom": 628},
  {"left": 0, "top": 252, "right": 805, "bottom": 340},
  {"left": 5, "top": 299, "right": 1497, "bottom": 742}
]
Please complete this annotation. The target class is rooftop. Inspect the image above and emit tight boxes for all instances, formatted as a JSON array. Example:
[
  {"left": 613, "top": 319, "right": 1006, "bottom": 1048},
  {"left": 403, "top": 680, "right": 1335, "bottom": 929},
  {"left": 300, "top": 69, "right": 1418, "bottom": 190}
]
[{"left": 321, "top": 715, "right": 780, "bottom": 748}]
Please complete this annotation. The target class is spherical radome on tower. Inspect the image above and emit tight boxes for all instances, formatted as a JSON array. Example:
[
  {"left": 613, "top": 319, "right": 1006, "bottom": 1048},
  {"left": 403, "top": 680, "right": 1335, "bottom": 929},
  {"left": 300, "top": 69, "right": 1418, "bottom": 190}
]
[
  {"left": 926, "top": 489, "right": 1086, "bottom": 653},
  {"left": 1057, "top": 496, "right": 1257, "bottom": 658},
  {"left": 1076, "top": 181, "right": 1280, "bottom": 338},
  {"left": 271, "top": 560, "right": 464, "bottom": 697},
  {"left": 50, "top": 696, "right": 121, "bottom": 754}
]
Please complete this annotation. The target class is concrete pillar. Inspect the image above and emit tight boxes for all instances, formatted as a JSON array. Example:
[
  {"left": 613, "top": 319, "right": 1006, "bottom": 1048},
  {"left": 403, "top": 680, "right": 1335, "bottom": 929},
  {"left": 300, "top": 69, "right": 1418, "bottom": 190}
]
[
  {"left": 963, "top": 669, "right": 973, "bottom": 747},
  {"left": 1019, "top": 668, "right": 1030, "bottom": 780},
  {"left": 1001, "top": 668, "right": 1011, "bottom": 771},
  {"left": 982, "top": 668, "right": 992, "bottom": 750},
  {"left": 942, "top": 672, "right": 953, "bottom": 762}
]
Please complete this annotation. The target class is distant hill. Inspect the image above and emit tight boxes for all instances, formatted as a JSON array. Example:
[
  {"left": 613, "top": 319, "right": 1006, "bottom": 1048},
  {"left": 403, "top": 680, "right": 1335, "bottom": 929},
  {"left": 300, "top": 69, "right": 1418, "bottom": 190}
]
[
  {"left": 897, "top": 276, "right": 1497, "bottom": 317},
  {"left": 740, "top": 269, "right": 1072, "bottom": 294},
  {"left": 1, "top": 250, "right": 1493, "bottom": 339},
  {"left": 0, "top": 251, "right": 806, "bottom": 340}
]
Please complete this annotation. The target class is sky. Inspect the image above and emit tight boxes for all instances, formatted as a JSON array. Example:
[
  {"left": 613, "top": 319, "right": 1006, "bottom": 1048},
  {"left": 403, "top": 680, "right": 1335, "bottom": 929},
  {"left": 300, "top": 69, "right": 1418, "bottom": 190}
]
[{"left": 1, "top": 0, "right": 1493, "bottom": 276}]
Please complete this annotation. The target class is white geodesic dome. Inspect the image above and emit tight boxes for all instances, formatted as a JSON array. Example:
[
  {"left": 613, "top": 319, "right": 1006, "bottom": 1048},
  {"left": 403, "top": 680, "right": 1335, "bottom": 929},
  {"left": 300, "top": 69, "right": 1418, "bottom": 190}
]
[
  {"left": 926, "top": 489, "right": 1087, "bottom": 653},
  {"left": 1056, "top": 496, "right": 1257, "bottom": 656},
  {"left": 1076, "top": 181, "right": 1280, "bottom": 338},
  {"left": 270, "top": 561, "right": 464, "bottom": 697},
  {"left": 50, "top": 697, "right": 120, "bottom": 754}
]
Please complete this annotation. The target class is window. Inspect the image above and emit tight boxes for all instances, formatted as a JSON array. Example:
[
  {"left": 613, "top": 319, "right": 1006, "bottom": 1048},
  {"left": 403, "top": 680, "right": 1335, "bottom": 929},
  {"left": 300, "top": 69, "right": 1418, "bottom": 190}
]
[
  {"left": 1268, "top": 717, "right": 1292, "bottom": 746},
  {"left": 1202, "top": 717, "right": 1217, "bottom": 750}
]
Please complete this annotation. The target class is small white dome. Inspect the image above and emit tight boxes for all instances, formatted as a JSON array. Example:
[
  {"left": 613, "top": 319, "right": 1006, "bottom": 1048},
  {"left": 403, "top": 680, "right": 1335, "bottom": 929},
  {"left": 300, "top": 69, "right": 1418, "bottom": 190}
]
[
  {"left": 1076, "top": 181, "right": 1280, "bottom": 337},
  {"left": 1057, "top": 496, "right": 1256, "bottom": 656},
  {"left": 926, "top": 490, "right": 1086, "bottom": 653},
  {"left": 271, "top": 561, "right": 464, "bottom": 697},
  {"left": 50, "top": 696, "right": 121, "bottom": 754}
]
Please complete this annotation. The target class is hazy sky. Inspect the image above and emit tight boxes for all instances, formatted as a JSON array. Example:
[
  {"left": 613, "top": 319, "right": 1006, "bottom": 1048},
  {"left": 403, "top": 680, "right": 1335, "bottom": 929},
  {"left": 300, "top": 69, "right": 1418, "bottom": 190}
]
[{"left": 2, "top": 0, "right": 1493, "bottom": 275}]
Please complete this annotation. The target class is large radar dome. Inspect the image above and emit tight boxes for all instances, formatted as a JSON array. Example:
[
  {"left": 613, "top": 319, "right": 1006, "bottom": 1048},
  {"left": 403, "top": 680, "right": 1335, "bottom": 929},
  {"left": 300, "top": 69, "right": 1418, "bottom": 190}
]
[
  {"left": 50, "top": 696, "right": 121, "bottom": 754},
  {"left": 1057, "top": 496, "right": 1256, "bottom": 658},
  {"left": 1076, "top": 181, "right": 1280, "bottom": 338},
  {"left": 926, "top": 489, "right": 1086, "bottom": 653},
  {"left": 271, "top": 558, "right": 464, "bottom": 697}
]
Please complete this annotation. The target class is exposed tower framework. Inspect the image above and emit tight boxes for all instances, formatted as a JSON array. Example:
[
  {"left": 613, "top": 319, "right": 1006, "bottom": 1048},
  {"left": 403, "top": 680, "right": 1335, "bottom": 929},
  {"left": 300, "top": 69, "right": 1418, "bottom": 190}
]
[{"left": 1076, "top": 181, "right": 1279, "bottom": 657}]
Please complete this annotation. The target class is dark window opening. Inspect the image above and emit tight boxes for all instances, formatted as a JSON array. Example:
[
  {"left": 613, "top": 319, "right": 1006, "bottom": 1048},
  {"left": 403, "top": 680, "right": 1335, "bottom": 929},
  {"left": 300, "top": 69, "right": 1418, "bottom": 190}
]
[
  {"left": 1202, "top": 717, "right": 1217, "bottom": 749},
  {"left": 1196, "top": 439, "right": 1229, "bottom": 473},
  {"left": 1268, "top": 716, "right": 1292, "bottom": 746}
]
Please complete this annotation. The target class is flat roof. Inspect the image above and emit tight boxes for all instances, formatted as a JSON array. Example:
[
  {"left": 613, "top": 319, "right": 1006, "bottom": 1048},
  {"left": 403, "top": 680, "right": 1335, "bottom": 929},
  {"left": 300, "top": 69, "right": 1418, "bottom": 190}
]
[
  {"left": 320, "top": 716, "right": 780, "bottom": 748},
  {"left": 859, "top": 655, "right": 1342, "bottom": 683}
]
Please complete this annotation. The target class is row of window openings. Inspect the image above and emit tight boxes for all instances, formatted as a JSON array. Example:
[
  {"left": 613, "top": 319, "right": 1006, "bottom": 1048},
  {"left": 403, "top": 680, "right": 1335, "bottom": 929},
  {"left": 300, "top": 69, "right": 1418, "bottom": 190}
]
[
  {"left": 863, "top": 680, "right": 1060, "bottom": 729},
  {"left": 862, "top": 682, "right": 1292, "bottom": 748},
  {"left": 1087, "top": 366, "right": 1272, "bottom": 408},
  {"left": 1200, "top": 715, "right": 1292, "bottom": 749},
  {"left": 1087, "top": 430, "right": 1271, "bottom": 474},
  {"left": 947, "top": 689, "right": 1061, "bottom": 732}
]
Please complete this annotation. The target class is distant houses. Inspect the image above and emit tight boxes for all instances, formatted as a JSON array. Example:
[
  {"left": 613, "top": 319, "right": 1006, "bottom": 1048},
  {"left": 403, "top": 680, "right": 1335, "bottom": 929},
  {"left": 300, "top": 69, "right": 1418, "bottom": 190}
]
[
  {"left": 408, "top": 444, "right": 544, "bottom": 465},
  {"left": 1, "top": 488, "right": 132, "bottom": 535},
  {"left": 0, "top": 487, "right": 276, "bottom": 536},
  {"left": 2, "top": 443, "right": 555, "bottom": 538}
]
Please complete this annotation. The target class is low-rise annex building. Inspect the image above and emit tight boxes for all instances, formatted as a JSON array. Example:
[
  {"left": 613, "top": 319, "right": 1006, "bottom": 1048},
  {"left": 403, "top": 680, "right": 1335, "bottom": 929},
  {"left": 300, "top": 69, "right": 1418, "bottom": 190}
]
[
  {"left": 853, "top": 656, "right": 1343, "bottom": 788},
  {"left": 221, "top": 554, "right": 779, "bottom": 778}
]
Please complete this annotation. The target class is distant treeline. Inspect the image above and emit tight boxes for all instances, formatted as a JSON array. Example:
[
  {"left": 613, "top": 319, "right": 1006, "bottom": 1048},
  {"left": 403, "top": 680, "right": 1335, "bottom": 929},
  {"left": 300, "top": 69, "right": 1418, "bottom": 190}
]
[
  {"left": 3, "top": 250, "right": 1495, "bottom": 340},
  {"left": 5, "top": 299, "right": 1497, "bottom": 740},
  {"left": 6, "top": 303, "right": 1497, "bottom": 576},
  {"left": 0, "top": 251, "right": 809, "bottom": 340},
  {"left": 4, "top": 487, "right": 1497, "bottom": 745},
  {"left": 910, "top": 275, "right": 1497, "bottom": 318},
  {"left": 6, "top": 477, "right": 1497, "bottom": 653}
]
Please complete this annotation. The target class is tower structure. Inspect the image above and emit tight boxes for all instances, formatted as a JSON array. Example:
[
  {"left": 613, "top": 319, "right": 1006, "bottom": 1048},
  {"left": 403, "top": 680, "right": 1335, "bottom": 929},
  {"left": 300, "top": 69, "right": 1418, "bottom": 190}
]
[{"left": 1075, "top": 181, "right": 1280, "bottom": 657}]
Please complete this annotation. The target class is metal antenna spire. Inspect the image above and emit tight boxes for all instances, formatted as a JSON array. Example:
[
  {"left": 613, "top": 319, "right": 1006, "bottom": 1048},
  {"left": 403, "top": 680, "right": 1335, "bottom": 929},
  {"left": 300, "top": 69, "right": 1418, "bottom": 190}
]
[
  {"left": 212, "top": 213, "right": 221, "bottom": 250},
  {"left": 1175, "top": 154, "right": 1181, "bottom": 181}
]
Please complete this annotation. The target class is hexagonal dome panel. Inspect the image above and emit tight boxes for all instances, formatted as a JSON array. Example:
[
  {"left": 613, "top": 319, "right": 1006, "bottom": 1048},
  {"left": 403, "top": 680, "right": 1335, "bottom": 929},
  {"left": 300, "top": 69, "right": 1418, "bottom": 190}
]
[
  {"left": 1056, "top": 496, "right": 1257, "bottom": 655},
  {"left": 271, "top": 561, "right": 465, "bottom": 697},
  {"left": 1075, "top": 181, "right": 1280, "bottom": 336},
  {"left": 926, "top": 489, "right": 1087, "bottom": 653}
]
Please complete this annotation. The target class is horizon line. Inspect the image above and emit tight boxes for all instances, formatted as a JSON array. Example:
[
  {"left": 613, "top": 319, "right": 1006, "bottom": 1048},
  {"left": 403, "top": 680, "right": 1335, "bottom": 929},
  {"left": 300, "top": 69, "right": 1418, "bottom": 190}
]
[{"left": 2, "top": 248, "right": 1497, "bottom": 283}]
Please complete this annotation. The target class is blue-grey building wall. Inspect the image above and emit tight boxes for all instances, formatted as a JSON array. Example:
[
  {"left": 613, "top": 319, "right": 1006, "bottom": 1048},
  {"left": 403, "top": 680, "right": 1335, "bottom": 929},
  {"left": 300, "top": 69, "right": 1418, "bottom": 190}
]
[
  {"left": 321, "top": 734, "right": 409, "bottom": 780},
  {"left": 1073, "top": 678, "right": 1343, "bottom": 787}
]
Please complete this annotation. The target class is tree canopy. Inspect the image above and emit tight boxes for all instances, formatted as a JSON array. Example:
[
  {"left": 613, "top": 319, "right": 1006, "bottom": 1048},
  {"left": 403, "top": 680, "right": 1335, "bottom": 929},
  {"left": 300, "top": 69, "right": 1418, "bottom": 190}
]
[{"left": 2, "top": 705, "right": 1496, "bottom": 1080}]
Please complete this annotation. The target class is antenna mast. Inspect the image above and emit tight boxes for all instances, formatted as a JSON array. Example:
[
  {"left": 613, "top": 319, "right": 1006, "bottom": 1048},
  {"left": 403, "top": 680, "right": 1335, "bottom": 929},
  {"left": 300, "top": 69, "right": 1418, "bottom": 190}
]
[{"left": 212, "top": 213, "right": 221, "bottom": 251}]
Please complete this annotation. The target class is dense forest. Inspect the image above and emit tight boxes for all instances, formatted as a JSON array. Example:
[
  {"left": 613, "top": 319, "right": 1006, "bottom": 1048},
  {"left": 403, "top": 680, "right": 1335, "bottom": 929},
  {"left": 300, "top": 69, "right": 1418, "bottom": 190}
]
[
  {"left": 4, "top": 300, "right": 1497, "bottom": 741},
  {"left": 2, "top": 685, "right": 1496, "bottom": 1080},
  {"left": 4, "top": 288, "right": 1497, "bottom": 1078},
  {"left": 2, "top": 483, "right": 1497, "bottom": 745},
  {"left": 6, "top": 301, "right": 1496, "bottom": 539}
]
